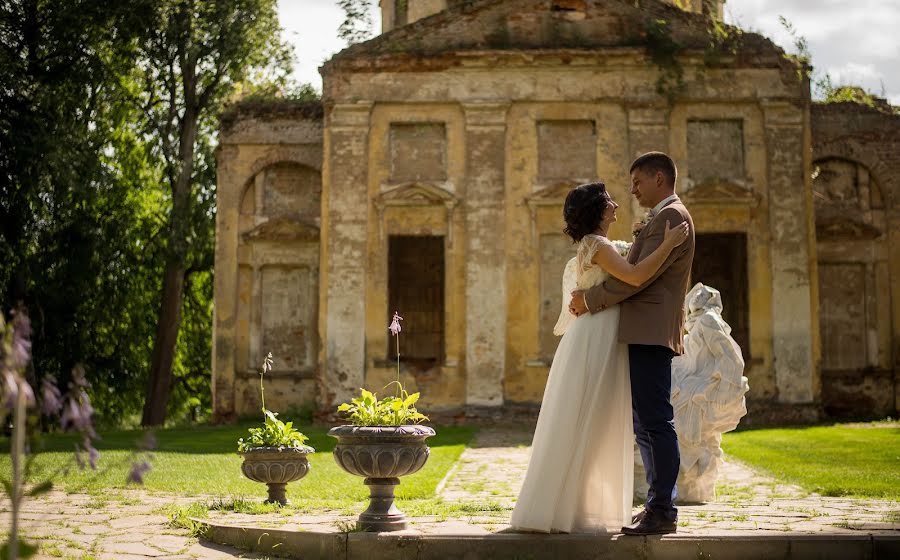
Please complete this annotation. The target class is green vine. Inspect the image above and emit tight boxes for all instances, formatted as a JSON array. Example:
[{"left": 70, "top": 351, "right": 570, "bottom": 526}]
[
  {"left": 778, "top": 15, "right": 813, "bottom": 83},
  {"left": 643, "top": 12, "right": 747, "bottom": 104},
  {"left": 643, "top": 18, "right": 685, "bottom": 103}
]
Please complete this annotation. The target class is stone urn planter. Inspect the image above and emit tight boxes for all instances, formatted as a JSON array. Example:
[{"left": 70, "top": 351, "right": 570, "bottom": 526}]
[
  {"left": 240, "top": 446, "right": 314, "bottom": 505},
  {"left": 328, "top": 425, "right": 436, "bottom": 531}
]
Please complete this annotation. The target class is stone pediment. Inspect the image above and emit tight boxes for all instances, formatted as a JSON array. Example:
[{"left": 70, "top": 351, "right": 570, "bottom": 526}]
[
  {"left": 523, "top": 179, "right": 588, "bottom": 242},
  {"left": 374, "top": 182, "right": 460, "bottom": 244},
  {"left": 524, "top": 179, "right": 587, "bottom": 210},
  {"left": 325, "top": 0, "right": 781, "bottom": 71},
  {"left": 240, "top": 214, "right": 320, "bottom": 243},
  {"left": 815, "top": 216, "right": 882, "bottom": 240},
  {"left": 680, "top": 180, "right": 760, "bottom": 207},
  {"left": 374, "top": 182, "right": 459, "bottom": 210}
]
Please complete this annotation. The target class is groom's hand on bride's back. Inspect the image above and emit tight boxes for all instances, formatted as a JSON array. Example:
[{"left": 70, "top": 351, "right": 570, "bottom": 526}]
[{"left": 569, "top": 290, "right": 588, "bottom": 316}]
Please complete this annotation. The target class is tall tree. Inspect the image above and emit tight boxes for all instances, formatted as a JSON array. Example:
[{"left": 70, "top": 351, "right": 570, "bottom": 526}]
[
  {"left": 0, "top": 0, "right": 166, "bottom": 422},
  {"left": 137, "top": 0, "right": 292, "bottom": 426}
]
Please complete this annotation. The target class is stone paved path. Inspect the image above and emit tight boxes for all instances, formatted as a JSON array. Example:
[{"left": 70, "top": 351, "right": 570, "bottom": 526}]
[
  {"left": 436, "top": 426, "right": 900, "bottom": 534},
  {"left": 3, "top": 427, "right": 898, "bottom": 559},
  {"left": 0, "top": 491, "right": 268, "bottom": 560}
]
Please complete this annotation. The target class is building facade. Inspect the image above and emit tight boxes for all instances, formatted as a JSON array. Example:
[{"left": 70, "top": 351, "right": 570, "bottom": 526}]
[{"left": 212, "top": 0, "right": 899, "bottom": 423}]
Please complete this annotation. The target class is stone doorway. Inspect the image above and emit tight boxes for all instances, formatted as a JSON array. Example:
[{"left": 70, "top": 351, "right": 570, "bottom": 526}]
[
  {"left": 691, "top": 233, "right": 750, "bottom": 360},
  {"left": 388, "top": 235, "right": 445, "bottom": 363}
]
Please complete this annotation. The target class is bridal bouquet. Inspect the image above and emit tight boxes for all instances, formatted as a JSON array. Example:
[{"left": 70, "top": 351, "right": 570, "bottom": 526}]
[{"left": 611, "top": 239, "right": 632, "bottom": 258}]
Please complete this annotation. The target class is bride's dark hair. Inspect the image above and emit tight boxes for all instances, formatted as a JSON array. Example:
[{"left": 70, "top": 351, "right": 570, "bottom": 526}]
[{"left": 563, "top": 182, "right": 609, "bottom": 243}]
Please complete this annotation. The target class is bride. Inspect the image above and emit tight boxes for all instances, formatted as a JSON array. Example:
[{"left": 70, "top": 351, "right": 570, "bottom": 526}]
[{"left": 509, "top": 181, "right": 689, "bottom": 533}]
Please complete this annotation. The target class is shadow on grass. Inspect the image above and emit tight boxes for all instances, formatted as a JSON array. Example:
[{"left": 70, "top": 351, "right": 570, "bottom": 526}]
[{"left": 1, "top": 424, "right": 475, "bottom": 455}]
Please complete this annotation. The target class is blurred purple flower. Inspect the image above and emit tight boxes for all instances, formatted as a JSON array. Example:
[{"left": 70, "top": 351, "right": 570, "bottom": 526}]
[
  {"left": 388, "top": 312, "right": 403, "bottom": 336},
  {"left": 60, "top": 365, "right": 96, "bottom": 437},
  {"left": 10, "top": 309, "right": 32, "bottom": 370},
  {"left": 126, "top": 461, "right": 152, "bottom": 484},
  {"left": 40, "top": 376, "right": 63, "bottom": 416},
  {"left": 60, "top": 392, "right": 96, "bottom": 437},
  {"left": 3, "top": 370, "right": 35, "bottom": 410}
]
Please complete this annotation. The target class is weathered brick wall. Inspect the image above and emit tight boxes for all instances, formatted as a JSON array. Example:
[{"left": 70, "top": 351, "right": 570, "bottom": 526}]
[
  {"left": 213, "top": 101, "right": 324, "bottom": 421},
  {"left": 213, "top": 0, "right": 837, "bottom": 423},
  {"left": 812, "top": 102, "right": 900, "bottom": 418}
]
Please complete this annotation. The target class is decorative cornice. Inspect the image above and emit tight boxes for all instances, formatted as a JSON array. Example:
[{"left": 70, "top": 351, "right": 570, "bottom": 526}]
[
  {"left": 523, "top": 179, "right": 588, "bottom": 243},
  {"left": 327, "top": 102, "right": 374, "bottom": 129},
  {"left": 463, "top": 102, "right": 511, "bottom": 129},
  {"left": 374, "top": 181, "right": 459, "bottom": 211},
  {"left": 680, "top": 179, "right": 761, "bottom": 207},
  {"left": 815, "top": 216, "right": 882, "bottom": 240},
  {"left": 524, "top": 179, "right": 588, "bottom": 209},
  {"left": 240, "top": 214, "right": 321, "bottom": 243},
  {"left": 374, "top": 182, "right": 460, "bottom": 244}
]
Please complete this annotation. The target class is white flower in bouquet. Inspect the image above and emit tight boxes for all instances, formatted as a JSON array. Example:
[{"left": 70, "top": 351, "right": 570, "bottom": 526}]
[{"left": 611, "top": 239, "right": 632, "bottom": 258}]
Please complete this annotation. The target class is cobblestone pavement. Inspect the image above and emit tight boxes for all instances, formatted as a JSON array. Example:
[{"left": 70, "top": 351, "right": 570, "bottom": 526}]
[
  {"left": 436, "top": 426, "right": 900, "bottom": 535},
  {"left": 3, "top": 427, "right": 898, "bottom": 559},
  {"left": 0, "top": 491, "right": 268, "bottom": 560}
]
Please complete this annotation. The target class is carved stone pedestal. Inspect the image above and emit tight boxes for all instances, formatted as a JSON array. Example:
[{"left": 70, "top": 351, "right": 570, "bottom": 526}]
[
  {"left": 328, "top": 425, "right": 435, "bottom": 532},
  {"left": 239, "top": 446, "right": 314, "bottom": 505}
]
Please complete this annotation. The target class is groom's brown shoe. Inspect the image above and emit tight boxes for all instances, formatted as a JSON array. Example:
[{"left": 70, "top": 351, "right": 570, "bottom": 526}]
[
  {"left": 631, "top": 508, "right": 648, "bottom": 524},
  {"left": 621, "top": 510, "right": 677, "bottom": 535}
]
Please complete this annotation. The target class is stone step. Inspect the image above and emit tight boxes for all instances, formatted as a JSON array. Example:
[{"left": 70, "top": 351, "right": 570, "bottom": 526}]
[{"left": 199, "top": 519, "right": 900, "bottom": 560}]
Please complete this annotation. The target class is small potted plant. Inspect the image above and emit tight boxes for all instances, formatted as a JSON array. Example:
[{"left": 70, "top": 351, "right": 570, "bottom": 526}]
[
  {"left": 328, "top": 312, "right": 435, "bottom": 532},
  {"left": 238, "top": 352, "right": 314, "bottom": 505}
]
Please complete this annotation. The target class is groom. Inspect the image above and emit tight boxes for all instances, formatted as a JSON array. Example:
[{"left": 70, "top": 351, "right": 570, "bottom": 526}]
[{"left": 569, "top": 152, "right": 695, "bottom": 535}]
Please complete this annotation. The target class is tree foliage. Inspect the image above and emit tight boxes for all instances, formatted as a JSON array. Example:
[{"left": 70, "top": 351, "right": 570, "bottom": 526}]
[
  {"left": 338, "top": 0, "right": 375, "bottom": 44},
  {"left": 134, "top": 0, "right": 293, "bottom": 427},
  {"left": 0, "top": 0, "right": 296, "bottom": 427},
  {"left": 0, "top": 0, "right": 165, "bottom": 425}
]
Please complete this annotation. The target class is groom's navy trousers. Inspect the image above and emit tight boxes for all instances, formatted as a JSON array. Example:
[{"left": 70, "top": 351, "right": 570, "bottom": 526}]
[{"left": 629, "top": 344, "right": 680, "bottom": 519}]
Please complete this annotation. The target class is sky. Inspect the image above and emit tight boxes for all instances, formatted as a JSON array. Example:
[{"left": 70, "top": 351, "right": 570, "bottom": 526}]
[{"left": 277, "top": 0, "right": 900, "bottom": 104}]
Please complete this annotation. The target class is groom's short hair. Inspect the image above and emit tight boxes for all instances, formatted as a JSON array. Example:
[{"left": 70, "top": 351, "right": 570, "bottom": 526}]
[{"left": 630, "top": 152, "right": 677, "bottom": 187}]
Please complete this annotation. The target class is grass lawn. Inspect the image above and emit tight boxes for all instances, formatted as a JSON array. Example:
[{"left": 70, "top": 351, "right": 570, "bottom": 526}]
[
  {"left": 0, "top": 423, "right": 474, "bottom": 512},
  {"left": 721, "top": 420, "right": 900, "bottom": 500}
]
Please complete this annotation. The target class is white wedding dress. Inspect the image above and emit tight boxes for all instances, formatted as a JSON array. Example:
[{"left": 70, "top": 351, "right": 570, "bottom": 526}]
[{"left": 510, "top": 234, "right": 634, "bottom": 533}]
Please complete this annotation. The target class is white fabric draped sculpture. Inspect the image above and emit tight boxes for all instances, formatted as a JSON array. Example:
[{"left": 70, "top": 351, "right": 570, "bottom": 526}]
[{"left": 634, "top": 282, "right": 750, "bottom": 503}]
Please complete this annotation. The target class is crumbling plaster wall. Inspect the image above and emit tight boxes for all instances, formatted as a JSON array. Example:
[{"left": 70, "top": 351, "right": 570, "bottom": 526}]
[
  {"left": 812, "top": 102, "right": 900, "bottom": 417},
  {"left": 321, "top": 48, "right": 818, "bottom": 411}
]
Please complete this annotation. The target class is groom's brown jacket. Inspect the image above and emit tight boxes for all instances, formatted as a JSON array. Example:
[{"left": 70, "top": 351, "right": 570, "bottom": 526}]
[{"left": 584, "top": 197, "right": 695, "bottom": 355}]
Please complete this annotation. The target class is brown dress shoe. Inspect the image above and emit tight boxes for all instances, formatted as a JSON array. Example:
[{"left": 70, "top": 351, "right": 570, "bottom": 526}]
[
  {"left": 631, "top": 508, "right": 648, "bottom": 524},
  {"left": 621, "top": 509, "right": 677, "bottom": 535}
]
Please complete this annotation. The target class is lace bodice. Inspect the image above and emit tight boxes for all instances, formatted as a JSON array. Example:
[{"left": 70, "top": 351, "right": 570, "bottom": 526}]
[
  {"left": 574, "top": 235, "right": 611, "bottom": 290},
  {"left": 553, "top": 235, "right": 612, "bottom": 336}
]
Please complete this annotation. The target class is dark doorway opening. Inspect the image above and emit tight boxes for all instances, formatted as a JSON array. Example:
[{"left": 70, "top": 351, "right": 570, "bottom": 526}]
[
  {"left": 691, "top": 233, "right": 750, "bottom": 360},
  {"left": 388, "top": 235, "right": 445, "bottom": 364}
]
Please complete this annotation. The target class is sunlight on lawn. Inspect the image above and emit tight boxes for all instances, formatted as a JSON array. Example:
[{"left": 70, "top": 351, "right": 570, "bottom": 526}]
[
  {"left": 721, "top": 420, "right": 900, "bottom": 500},
  {"left": 0, "top": 424, "right": 473, "bottom": 505}
]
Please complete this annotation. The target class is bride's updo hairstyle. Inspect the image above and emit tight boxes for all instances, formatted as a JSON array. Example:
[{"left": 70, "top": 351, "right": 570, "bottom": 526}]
[{"left": 563, "top": 182, "right": 609, "bottom": 243}]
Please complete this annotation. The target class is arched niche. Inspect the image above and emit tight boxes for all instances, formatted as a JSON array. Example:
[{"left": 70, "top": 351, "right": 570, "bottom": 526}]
[
  {"left": 234, "top": 161, "right": 322, "bottom": 378},
  {"left": 813, "top": 157, "right": 890, "bottom": 388},
  {"left": 240, "top": 161, "right": 322, "bottom": 229},
  {"left": 813, "top": 157, "right": 885, "bottom": 240}
]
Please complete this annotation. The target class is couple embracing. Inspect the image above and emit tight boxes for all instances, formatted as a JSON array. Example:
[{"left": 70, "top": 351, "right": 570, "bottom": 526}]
[{"left": 510, "top": 152, "right": 695, "bottom": 536}]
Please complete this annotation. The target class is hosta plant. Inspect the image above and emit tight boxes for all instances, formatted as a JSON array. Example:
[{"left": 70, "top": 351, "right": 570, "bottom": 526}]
[
  {"left": 238, "top": 409, "right": 309, "bottom": 452},
  {"left": 237, "top": 352, "right": 313, "bottom": 505},
  {"left": 237, "top": 352, "right": 311, "bottom": 451},
  {"left": 336, "top": 385, "right": 428, "bottom": 427}
]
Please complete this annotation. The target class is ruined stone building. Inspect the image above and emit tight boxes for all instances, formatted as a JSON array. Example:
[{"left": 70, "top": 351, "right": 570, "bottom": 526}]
[{"left": 212, "top": 0, "right": 900, "bottom": 423}]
